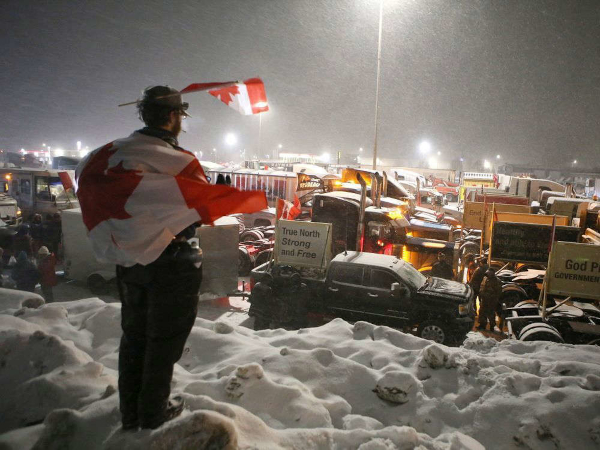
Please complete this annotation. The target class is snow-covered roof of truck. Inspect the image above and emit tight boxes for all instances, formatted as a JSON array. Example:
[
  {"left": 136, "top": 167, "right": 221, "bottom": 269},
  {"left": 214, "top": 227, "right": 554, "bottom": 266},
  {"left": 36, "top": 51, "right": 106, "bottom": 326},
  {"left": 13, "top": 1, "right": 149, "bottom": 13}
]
[{"left": 331, "top": 251, "right": 409, "bottom": 270}]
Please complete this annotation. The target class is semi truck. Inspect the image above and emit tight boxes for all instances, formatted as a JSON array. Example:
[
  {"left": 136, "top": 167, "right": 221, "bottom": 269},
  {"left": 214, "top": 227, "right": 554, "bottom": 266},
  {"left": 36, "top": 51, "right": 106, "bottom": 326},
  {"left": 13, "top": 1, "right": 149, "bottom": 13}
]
[{"left": 311, "top": 173, "right": 458, "bottom": 275}]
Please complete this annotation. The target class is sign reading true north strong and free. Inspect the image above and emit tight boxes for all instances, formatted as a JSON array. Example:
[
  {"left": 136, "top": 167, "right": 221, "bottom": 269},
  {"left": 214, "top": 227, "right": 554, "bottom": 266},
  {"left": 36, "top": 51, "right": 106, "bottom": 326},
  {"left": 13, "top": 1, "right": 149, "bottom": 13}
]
[
  {"left": 274, "top": 220, "right": 332, "bottom": 268},
  {"left": 547, "top": 242, "right": 600, "bottom": 300}
]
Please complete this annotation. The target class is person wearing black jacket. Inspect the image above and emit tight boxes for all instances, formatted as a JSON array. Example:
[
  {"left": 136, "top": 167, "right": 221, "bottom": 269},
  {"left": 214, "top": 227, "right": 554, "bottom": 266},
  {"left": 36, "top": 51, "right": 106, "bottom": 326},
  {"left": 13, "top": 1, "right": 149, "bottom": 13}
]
[
  {"left": 11, "top": 251, "right": 40, "bottom": 292},
  {"left": 431, "top": 252, "right": 454, "bottom": 280},
  {"left": 104, "top": 86, "right": 202, "bottom": 431}
]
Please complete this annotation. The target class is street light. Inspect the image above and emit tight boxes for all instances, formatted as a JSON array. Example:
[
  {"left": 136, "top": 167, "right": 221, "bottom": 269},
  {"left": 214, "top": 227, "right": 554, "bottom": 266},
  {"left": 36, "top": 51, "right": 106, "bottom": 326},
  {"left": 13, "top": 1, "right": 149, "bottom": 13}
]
[
  {"left": 483, "top": 160, "right": 491, "bottom": 170},
  {"left": 419, "top": 141, "right": 431, "bottom": 154},
  {"left": 225, "top": 133, "right": 237, "bottom": 146},
  {"left": 496, "top": 154, "right": 501, "bottom": 159},
  {"left": 437, "top": 151, "right": 441, "bottom": 156},
  {"left": 372, "top": 0, "right": 384, "bottom": 170}
]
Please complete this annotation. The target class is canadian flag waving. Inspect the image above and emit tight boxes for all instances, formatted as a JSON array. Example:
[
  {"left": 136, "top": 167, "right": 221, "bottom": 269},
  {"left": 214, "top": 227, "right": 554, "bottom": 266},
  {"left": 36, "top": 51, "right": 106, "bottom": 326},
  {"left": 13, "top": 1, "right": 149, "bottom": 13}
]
[
  {"left": 180, "top": 78, "right": 269, "bottom": 115},
  {"left": 276, "top": 195, "right": 301, "bottom": 220},
  {"left": 75, "top": 132, "right": 267, "bottom": 267}
]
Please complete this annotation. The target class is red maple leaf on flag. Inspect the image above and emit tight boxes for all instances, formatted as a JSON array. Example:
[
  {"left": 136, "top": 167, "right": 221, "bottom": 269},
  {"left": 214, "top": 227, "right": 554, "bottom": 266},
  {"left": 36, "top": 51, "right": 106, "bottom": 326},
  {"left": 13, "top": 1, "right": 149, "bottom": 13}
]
[
  {"left": 77, "top": 143, "right": 143, "bottom": 231},
  {"left": 209, "top": 85, "right": 240, "bottom": 105}
]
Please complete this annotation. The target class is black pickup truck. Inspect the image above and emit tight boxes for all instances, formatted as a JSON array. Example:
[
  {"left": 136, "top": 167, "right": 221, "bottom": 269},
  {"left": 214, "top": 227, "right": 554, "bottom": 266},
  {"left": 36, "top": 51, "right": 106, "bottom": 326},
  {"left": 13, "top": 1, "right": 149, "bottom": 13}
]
[{"left": 249, "top": 251, "right": 475, "bottom": 345}]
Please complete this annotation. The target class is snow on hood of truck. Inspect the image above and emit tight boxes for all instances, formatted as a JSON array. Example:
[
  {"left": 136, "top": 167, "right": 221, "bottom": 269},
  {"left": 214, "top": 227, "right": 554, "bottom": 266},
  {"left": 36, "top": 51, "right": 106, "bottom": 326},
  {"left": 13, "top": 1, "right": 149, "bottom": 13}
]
[
  {"left": 419, "top": 277, "right": 471, "bottom": 302},
  {"left": 409, "top": 218, "right": 451, "bottom": 231},
  {"left": 318, "top": 191, "right": 374, "bottom": 206}
]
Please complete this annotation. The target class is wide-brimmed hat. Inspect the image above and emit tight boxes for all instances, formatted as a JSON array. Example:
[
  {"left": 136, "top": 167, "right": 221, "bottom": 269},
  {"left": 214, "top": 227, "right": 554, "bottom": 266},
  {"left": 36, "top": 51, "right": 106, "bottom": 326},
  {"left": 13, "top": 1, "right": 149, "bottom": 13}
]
[
  {"left": 38, "top": 246, "right": 50, "bottom": 256},
  {"left": 140, "top": 85, "right": 189, "bottom": 116}
]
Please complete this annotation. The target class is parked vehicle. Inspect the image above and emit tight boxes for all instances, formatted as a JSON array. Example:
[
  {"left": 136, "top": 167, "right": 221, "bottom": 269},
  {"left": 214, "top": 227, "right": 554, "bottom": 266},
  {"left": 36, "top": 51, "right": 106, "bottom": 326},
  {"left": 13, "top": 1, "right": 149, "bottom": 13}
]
[
  {"left": 508, "top": 177, "right": 564, "bottom": 203},
  {"left": 0, "top": 179, "right": 22, "bottom": 229},
  {"left": 249, "top": 251, "right": 475, "bottom": 345},
  {"left": 311, "top": 191, "right": 457, "bottom": 273},
  {"left": 0, "top": 168, "right": 78, "bottom": 218},
  {"left": 432, "top": 180, "right": 459, "bottom": 202}
]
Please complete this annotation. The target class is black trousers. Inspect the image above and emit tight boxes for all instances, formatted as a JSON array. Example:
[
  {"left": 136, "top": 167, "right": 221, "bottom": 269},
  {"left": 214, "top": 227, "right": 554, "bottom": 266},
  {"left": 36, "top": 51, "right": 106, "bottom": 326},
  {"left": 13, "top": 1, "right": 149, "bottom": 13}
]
[{"left": 117, "top": 243, "right": 201, "bottom": 427}]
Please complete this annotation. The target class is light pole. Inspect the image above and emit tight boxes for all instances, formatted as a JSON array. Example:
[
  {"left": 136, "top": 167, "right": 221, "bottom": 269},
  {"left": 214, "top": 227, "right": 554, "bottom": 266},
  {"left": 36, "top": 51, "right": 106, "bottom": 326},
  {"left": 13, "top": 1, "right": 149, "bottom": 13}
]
[{"left": 372, "top": 0, "right": 384, "bottom": 170}]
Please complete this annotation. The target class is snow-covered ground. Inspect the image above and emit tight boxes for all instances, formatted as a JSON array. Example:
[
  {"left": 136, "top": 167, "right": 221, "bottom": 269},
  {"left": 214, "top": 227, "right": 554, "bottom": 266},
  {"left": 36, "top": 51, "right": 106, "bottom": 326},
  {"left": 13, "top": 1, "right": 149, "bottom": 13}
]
[{"left": 1, "top": 288, "right": 599, "bottom": 449}]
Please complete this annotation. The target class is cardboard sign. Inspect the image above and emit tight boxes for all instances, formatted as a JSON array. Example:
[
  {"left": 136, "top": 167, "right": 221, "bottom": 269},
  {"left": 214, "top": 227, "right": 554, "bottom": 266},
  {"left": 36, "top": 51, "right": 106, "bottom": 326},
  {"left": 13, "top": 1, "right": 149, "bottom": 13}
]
[
  {"left": 483, "top": 212, "right": 569, "bottom": 245},
  {"left": 462, "top": 201, "right": 530, "bottom": 229},
  {"left": 274, "top": 220, "right": 332, "bottom": 268},
  {"left": 547, "top": 242, "right": 600, "bottom": 300},
  {"left": 490, "top": 222, "right": 580, "bottom": 263},
  {"left": 297, "top": 173, "right": 324, "bottom": 191}
]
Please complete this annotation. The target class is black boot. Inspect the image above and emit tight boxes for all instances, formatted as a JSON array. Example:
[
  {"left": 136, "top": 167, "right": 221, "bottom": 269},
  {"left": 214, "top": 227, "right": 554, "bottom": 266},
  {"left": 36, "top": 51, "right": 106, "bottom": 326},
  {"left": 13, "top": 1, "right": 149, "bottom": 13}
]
[{"left": 141, "top": 396, "right": 185, "bottom": 430}]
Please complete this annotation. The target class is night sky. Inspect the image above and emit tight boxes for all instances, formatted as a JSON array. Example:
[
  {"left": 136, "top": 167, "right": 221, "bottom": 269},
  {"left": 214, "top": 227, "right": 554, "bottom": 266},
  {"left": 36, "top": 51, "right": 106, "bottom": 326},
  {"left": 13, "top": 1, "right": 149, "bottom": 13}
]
[{"left": 2, "top": 0, "right": 599, "bottom": 168}]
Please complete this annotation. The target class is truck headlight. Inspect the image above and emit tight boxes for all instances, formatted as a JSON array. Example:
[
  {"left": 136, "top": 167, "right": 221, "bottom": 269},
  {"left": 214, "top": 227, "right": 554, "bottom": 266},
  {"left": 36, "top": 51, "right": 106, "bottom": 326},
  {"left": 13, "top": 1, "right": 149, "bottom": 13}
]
[{"left": 458, "top": 303, "right": 469, "bottom": 315}]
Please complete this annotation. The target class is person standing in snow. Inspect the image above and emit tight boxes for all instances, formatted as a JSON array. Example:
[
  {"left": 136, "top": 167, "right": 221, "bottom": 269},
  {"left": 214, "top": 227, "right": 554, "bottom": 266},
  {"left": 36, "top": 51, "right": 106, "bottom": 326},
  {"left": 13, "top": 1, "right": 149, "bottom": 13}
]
[
  {"left": 478, "top": 268, "right": 502, "bottom": 331},
  {"left": 80, "top": 86, "right": 202, "bottom": 431},
  {"left": 30, "top": 214, "right": 44, "bottom": 255},
  {"left": 464, "top": 253, "right": 477, "bottom": 283},
  {"left": 36, "top": 246, "right": 57, "bottom": 302},
  {"left": 431, "top": 252, "right": 454, "bottom": 280},
  {"left": 13, "top": 224, "right": 33, "bottom": 258},
  {"left": 469, "top": 258, "right": 488, "bottom": 298},
  {"left": 11, "top": 251, "right": 40, "bottom": 292}
]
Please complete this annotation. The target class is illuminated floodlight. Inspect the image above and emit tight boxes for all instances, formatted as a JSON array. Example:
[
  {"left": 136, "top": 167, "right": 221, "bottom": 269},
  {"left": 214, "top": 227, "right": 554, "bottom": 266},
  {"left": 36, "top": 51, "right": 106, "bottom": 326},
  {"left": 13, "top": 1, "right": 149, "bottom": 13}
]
[
  {"left": 496, "top": 154, "right": 501, "bottom": 159},
  {"left": 483, "top": 160, "right": 491, "bottom": 169},
  {"left": 419, "top": 141, "right": 431, "bottom": 154},
  {"left": 225, "top": 133, "right": 237, "bottom": 146},
  {"left": 320, "top": 152, "right": 331, "bottom": 163}
]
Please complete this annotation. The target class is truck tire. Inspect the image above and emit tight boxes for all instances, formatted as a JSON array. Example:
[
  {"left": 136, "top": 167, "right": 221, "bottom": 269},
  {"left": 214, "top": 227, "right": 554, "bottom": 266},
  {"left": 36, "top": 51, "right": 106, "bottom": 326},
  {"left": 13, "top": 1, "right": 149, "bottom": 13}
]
[
  {"left": 240, "top": 230, "right": 264, "bottom": 242},
  {"left": 238, "top": 248, "right": 253, "bottom": 276},
  {"left": 417, "top": 321, "right": 449, "bottom": 345},
  {"left": 514, "top": 300, "right": 538, "bottom": 309},
  {"left": 518, "top": 323, "right": 563, "bottom": 343},
  {"left": 500, "top": 290, "right": 527, "bottom": 308},
  {"left": 255, "top": 250, "right": 273, "bottom": 268},
  {"left": 87, "top": 273, "right": 108, "bottom": 295},
  {"left": 460, "top": 242, "right": 479, "bottom": 257}
]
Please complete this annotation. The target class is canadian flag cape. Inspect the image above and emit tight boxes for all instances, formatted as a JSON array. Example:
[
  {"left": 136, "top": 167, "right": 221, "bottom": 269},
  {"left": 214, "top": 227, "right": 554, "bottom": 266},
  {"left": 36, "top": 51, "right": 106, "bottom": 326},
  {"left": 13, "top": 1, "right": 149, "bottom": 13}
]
[{"left": 75, "top": 132, "right": 267, "bottom": 267}]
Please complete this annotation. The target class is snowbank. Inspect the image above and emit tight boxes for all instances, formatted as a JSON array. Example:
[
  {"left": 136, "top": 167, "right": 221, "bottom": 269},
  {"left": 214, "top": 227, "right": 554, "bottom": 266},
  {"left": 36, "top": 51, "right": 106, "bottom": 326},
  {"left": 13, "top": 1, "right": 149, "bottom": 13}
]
[{"left": 0, "top": 294, "right": 599, "bottom": 449}]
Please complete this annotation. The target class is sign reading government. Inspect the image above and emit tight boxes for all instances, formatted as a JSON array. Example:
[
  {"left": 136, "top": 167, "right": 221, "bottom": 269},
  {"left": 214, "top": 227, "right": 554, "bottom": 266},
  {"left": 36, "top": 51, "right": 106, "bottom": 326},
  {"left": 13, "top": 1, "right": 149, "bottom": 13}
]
[
  {"left": 274, "top": 220, "right": 332, "bottom": 269},
  {"left": 547, "top": 242, "right": 600, "bottom": 300}
]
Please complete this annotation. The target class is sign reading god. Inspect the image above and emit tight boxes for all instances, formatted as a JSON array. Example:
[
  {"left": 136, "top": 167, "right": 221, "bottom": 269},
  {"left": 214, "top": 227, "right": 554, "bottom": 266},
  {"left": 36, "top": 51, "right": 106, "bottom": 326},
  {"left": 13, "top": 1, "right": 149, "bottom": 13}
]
[
  {"left": 547, "top": 242, "right": 600, "bottom": 300},
  {"left": 274, "top": 220, "right": 332, "bottom": 268}
]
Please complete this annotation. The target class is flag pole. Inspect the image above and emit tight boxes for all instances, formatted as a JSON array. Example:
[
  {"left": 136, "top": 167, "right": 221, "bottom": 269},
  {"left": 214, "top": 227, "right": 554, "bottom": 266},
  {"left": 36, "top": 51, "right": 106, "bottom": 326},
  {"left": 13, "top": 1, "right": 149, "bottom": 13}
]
[
  {"left": 541, "top": 214, "right": 557, "bottom": 320},
  {"left": 118, "top": 81, "right": 240, "bottom": 107},
  {"left": 488, "top": 202, "right": 495, "bottom": 267}
]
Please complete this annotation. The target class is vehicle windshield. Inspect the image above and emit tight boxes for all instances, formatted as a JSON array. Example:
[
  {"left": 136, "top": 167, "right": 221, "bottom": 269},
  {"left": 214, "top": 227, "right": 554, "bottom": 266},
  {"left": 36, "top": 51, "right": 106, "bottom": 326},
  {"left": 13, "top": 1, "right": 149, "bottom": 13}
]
[
  {"left": 49, "top": 177, "right": 77, "bottom": 201},
  {"left": 396, "top": 261, "right": 427, "bottom": 290}
]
